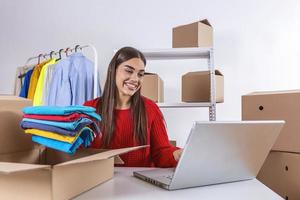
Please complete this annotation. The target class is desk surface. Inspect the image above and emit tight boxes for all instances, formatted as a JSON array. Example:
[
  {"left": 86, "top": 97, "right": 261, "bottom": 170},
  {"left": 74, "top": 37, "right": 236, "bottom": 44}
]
[{"left": 75, "top": 167, "right": 283, "bottom": 200}]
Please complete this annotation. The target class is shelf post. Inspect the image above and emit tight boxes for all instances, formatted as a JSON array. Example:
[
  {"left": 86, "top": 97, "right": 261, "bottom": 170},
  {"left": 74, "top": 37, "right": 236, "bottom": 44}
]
[{"left": 208, "top": 48, "right": 216, "bottom": 121}]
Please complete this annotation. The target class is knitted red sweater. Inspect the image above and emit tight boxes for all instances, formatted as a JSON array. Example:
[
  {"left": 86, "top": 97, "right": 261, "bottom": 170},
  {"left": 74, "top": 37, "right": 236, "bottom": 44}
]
[{"left": 84, "top": 97, "right": 179, "bottom": 167}]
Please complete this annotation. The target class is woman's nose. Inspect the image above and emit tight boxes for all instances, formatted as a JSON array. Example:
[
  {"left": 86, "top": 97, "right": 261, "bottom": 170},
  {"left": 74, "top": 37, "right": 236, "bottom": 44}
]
[{"left": 130, "top": 72, "right": 139, "bottom": 81}]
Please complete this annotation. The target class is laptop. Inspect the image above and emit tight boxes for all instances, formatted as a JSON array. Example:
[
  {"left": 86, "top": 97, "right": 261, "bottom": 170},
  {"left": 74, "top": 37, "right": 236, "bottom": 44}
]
[{"left": 133, "top": 121, "right": 285, "bottom": 190}]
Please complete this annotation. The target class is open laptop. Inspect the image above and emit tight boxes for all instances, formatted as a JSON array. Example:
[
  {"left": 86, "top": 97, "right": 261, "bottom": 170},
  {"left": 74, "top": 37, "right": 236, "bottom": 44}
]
[{"left": 133, "top": 121, "right": 285, "bottom": 190}]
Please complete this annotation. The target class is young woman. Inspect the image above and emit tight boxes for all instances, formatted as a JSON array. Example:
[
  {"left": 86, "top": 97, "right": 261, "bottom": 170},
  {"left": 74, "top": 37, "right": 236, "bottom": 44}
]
[{"left": 84, "top": 47, "right": 182, "bottom": 167}]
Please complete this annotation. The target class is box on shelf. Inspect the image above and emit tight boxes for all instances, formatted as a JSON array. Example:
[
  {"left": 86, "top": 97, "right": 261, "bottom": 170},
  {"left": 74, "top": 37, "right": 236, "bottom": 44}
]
[
  {"left": 0, "top": 96, "right": 145, "bottom": 200},
  {"left": 141, "top": 73, "right": 164, "bottom": 102},
  {"left": 172, "top": 19, "right": 213, "bottom": 48},
  {"left": 181, "top": 70, "right": 224, "bottom": 103},
  {"left": 257, "top": 151, "right": 300, "bottom": 200},
  {"left": 242, "top": 90, "right": 300, "bottom": 153}
]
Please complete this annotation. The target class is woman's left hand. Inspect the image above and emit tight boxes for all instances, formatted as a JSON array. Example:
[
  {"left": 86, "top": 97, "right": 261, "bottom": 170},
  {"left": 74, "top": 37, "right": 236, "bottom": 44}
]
[{"left": 173, "top": 149, "right": 183, "bottom": 161}]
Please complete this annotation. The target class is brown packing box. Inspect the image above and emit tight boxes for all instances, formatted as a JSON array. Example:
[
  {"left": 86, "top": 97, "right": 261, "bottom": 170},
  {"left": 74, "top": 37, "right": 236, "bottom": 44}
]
[
  {"left": 242, "top": 90, "right": 300, "bottom": 152},
  {"left": 0, "top": 95, "right": 146, "bottom": 200},
  {"left": 141, "top": 72, "right": 164, "bottom": 102},
  {"left": 172, "top": 19, "right": 213, "bottom": 48},
  {"left": 257, "top": 151, "right": 300, "bottom": 200},
  {"left": 181, "top": 70, "right": 224, "bottom": 103}
]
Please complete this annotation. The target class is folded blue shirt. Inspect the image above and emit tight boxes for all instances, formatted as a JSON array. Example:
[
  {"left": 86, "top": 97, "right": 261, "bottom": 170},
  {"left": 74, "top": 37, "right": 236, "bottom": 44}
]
[
  {"left": 22, "top": 106, "right": 101, "bottom": 121},
  {"left": 21, "top": 120, "right": 79, "bottom": 136},
  {"left": 22, "top": 117, "right": 100, "bottom": 133},
  {"left": 20, "top": 120, "right": 100, "bottom": 137},
  {"left": 32, "top": 127, "right": 94, "bottom": 154}
]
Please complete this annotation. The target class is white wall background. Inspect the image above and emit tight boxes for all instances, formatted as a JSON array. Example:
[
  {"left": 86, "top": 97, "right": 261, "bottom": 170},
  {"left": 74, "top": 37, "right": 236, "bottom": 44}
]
[{"left": 1, "top": 0, "right": 300, "bottom": 147}]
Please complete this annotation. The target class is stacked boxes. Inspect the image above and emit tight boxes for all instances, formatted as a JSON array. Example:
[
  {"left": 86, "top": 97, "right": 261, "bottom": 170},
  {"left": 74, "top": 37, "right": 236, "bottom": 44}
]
[{"left": 242, "top": 90, "right": 300, "bottom": 200}]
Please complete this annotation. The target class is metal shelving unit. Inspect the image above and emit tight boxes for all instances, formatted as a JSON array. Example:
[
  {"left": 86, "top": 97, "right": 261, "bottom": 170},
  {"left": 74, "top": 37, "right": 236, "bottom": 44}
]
[{"left": 141, "top": 47, "right": 216, "bottom": 121}]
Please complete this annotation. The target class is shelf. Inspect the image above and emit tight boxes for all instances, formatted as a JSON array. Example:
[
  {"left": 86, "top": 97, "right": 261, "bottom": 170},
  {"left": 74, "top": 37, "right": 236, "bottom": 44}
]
[
  {"left": 157, "top": 102, "right": 213, "bottom": 108},
  {"left": 140, "top": 47, "right": 212, "bottom": 60}
]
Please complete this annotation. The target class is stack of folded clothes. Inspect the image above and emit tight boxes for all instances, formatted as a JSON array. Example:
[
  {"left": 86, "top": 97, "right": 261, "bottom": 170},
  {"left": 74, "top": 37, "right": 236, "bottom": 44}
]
[{"left": 20, "top": 105, "right": 101, "bottom": 154}]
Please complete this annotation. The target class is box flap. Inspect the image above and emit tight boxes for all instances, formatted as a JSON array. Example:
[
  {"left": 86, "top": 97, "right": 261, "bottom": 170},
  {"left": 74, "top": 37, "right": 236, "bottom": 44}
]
[
  {"left": 55, "top": 145, "right": 148, "bottom": 167},
  {"left": 0, "top": 110, "right": 36, "bottom": 154},
  {"left": 114, "top": 155, "right": 124, "bottom": 165},
  {"left": 199, "top": 19, "right": 211, "bottom": 27},
  {"left": 0, "top": 162, "right": 50, "bottom": 174},
  {"left": 174, "top": 19, "right": 212, "bottom": 29},
  {"left": 184, "top": 69, "right": 223, "bottom": 76},
  {"left": 244, "top": 89, "right": 300, "bottom": 96},
  {"left": 144, "top": 72, "right": 157, "bottom": 76},
  {"left": 0, "top": 95, "right": 32, "bottom": 112}
]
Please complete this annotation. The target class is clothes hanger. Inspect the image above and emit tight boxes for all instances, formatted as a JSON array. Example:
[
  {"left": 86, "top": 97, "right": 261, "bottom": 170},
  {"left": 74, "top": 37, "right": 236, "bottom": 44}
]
[
  {"left": 18, "top": 53, "right": 44, "bottom": 79},
  {"left": 65, "top": 47, "right": 71, "bottom": 57},
  {"left": 50, "top": 51, "right": 55, "bottom": 59},
  {"left": 75, "top": 45, "right": 81, "bottom": 52},
  {"left": 56, "top": 49, "right": 64, "bottom": 61},
  {"left": 37, "top": 54, "right": 43, "bottom": 64}
]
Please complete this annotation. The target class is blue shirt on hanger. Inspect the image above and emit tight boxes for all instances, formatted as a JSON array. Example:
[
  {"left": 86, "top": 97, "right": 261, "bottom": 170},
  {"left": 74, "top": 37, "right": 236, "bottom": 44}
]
[
  {"left": 19, "top": 69, "right": 34, "bottom": 98},
  {"left": 46, "top": 53, "right": 101, "bottom": 106}
]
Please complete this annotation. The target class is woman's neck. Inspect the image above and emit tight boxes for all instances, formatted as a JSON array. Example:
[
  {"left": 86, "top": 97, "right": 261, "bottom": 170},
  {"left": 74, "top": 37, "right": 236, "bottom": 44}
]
[{"left": 116, "top": 94, "right": 131, "bottom": 109}]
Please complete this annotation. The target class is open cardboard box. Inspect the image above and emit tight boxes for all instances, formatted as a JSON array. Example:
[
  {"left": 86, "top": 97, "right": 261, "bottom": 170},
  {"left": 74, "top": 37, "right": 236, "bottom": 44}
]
[{"left": 0, "top": 96, "right": 146, "bottom": 200}]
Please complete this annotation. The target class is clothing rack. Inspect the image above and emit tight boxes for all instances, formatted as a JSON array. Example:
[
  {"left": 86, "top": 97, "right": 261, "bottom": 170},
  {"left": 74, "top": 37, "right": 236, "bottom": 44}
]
[{"left": 23, "top": 44, "right": 99, "bottom": 99}]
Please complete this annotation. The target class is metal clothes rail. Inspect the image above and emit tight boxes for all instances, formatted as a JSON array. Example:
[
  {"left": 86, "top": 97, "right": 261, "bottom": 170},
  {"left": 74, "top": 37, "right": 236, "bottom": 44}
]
[{"left": 24, "top": 44, "right": 98, "bottom": 99}]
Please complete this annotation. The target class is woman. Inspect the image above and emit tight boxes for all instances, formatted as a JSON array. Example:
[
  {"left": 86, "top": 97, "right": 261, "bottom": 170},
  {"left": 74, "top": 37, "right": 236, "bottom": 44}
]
[{"left": 84, "top": 47, "right": 182, "bottom": 167}]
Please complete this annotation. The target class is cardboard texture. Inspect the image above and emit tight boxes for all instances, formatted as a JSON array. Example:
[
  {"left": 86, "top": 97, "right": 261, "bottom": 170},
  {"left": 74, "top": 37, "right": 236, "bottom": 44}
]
[
  {"left": 0, "top": 96, "right": 146, "bottom": 200},
  {"left": 141, "top": 73, "right": 164, "bottom": 102},
  {"left": 257, "top": 151, "right": 300, "bottom": 200},
  {"left": 181, "top": 70, "right": 224, "bottom": 103},
  {"left": 172, "top": 19, "right": 213, "bottom": 48},
  {"left": 242, "top": 90, "right": 300, "bottom": 152}
]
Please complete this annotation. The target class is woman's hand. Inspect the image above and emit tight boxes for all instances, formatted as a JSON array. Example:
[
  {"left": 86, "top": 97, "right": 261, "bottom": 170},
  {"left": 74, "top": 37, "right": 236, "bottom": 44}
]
[{"left": 173, "top": 149, "right": 183, "bottom": 161}]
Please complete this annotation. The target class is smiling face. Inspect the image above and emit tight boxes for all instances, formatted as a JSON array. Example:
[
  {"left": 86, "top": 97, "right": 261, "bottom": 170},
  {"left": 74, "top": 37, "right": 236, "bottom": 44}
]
[{"left": 115, "top": 58, "right": 145, "bottom": 98}]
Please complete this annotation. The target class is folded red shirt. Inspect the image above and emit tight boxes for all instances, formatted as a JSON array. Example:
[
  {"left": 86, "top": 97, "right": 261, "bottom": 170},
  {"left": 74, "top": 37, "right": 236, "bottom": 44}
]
[{"left": 23, "top": 113, "right": 94, "bottom": 122}]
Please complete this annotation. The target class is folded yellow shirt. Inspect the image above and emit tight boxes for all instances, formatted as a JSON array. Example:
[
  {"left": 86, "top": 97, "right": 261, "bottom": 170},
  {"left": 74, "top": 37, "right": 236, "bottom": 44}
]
[{"left": 25, "top": 129, "right": 78, "bottom": 143}]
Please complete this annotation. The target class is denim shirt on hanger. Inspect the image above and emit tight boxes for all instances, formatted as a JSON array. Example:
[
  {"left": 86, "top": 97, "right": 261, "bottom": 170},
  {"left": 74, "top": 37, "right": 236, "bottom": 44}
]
[{"left": 46, "top": 53, "right": 101, "bottom": 106}]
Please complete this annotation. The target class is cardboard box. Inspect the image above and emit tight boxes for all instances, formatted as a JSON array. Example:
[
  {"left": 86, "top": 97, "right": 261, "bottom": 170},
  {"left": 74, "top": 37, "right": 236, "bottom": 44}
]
[
  {"left": 257, "top": 151, "right": 300, "bottom": 200},
  {"left": 181, "top": 70, "right": 224, "bottom": 103},
  {"left": 0, "top": 96, "right": 145, "bottom": 200},
  {"left": 242, "top": 90, "right": 300, "bottom": 152},
  {"left": 141, "top": 73, "right": 164, "bottom": 102},
  {"left": 172, "top": 19, "right": 213, "bottom": 48}
]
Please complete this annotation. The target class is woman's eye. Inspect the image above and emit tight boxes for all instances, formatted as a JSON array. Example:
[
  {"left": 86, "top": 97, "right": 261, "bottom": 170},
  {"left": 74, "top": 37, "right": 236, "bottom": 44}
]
[
  {"left": 138, "top": 73, "right": 144, "bottom": 78},
  {"left": 125, "top": 69, "right": 133, "bottom": 74}
]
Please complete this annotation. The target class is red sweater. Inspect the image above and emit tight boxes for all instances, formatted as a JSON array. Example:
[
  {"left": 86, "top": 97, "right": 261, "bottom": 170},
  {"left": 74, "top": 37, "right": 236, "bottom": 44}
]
[{"left": 84, "top": 97, "right": 179, "bottom": 167}]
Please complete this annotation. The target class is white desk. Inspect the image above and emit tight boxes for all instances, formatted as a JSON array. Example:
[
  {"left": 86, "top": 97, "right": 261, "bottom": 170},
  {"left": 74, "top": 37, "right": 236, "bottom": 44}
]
[{"left": 74, "top": 167, "right": 283, "bottom": 200}]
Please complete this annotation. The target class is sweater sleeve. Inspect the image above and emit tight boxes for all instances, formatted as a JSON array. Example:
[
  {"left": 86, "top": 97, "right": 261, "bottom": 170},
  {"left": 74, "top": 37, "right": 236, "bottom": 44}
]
[
  {"left": 148, "top": 101, "right": 180, "bottom": 168},
  {"left": 83, "top": 98, "right": 101, "bottom": 148}
]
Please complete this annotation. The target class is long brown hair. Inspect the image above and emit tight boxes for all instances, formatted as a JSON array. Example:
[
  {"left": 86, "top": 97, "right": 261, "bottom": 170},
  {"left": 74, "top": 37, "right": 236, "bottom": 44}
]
[{"left": 99, "top": 47, "right": 147, "bottom": 147}]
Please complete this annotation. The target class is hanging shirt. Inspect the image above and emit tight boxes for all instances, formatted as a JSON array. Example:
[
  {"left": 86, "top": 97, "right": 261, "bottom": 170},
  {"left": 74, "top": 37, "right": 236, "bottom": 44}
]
[
  {"left": 33, "top": 59, "right": 56, "bottom": 106},
  {"left": 14, "top": 65, "right": 34, "bottom": 95},
  {"left": 27, "top": 60, "right": 50, "bottom": 100},
  {"left": 42, "top": 64, "right": 56, "bottom": 105},
  {"left": 47, "top": 53, "right": 101, "bottom": 106},
  {"left": 19, "top": 69, "right": 34, "bottom": 98}
]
